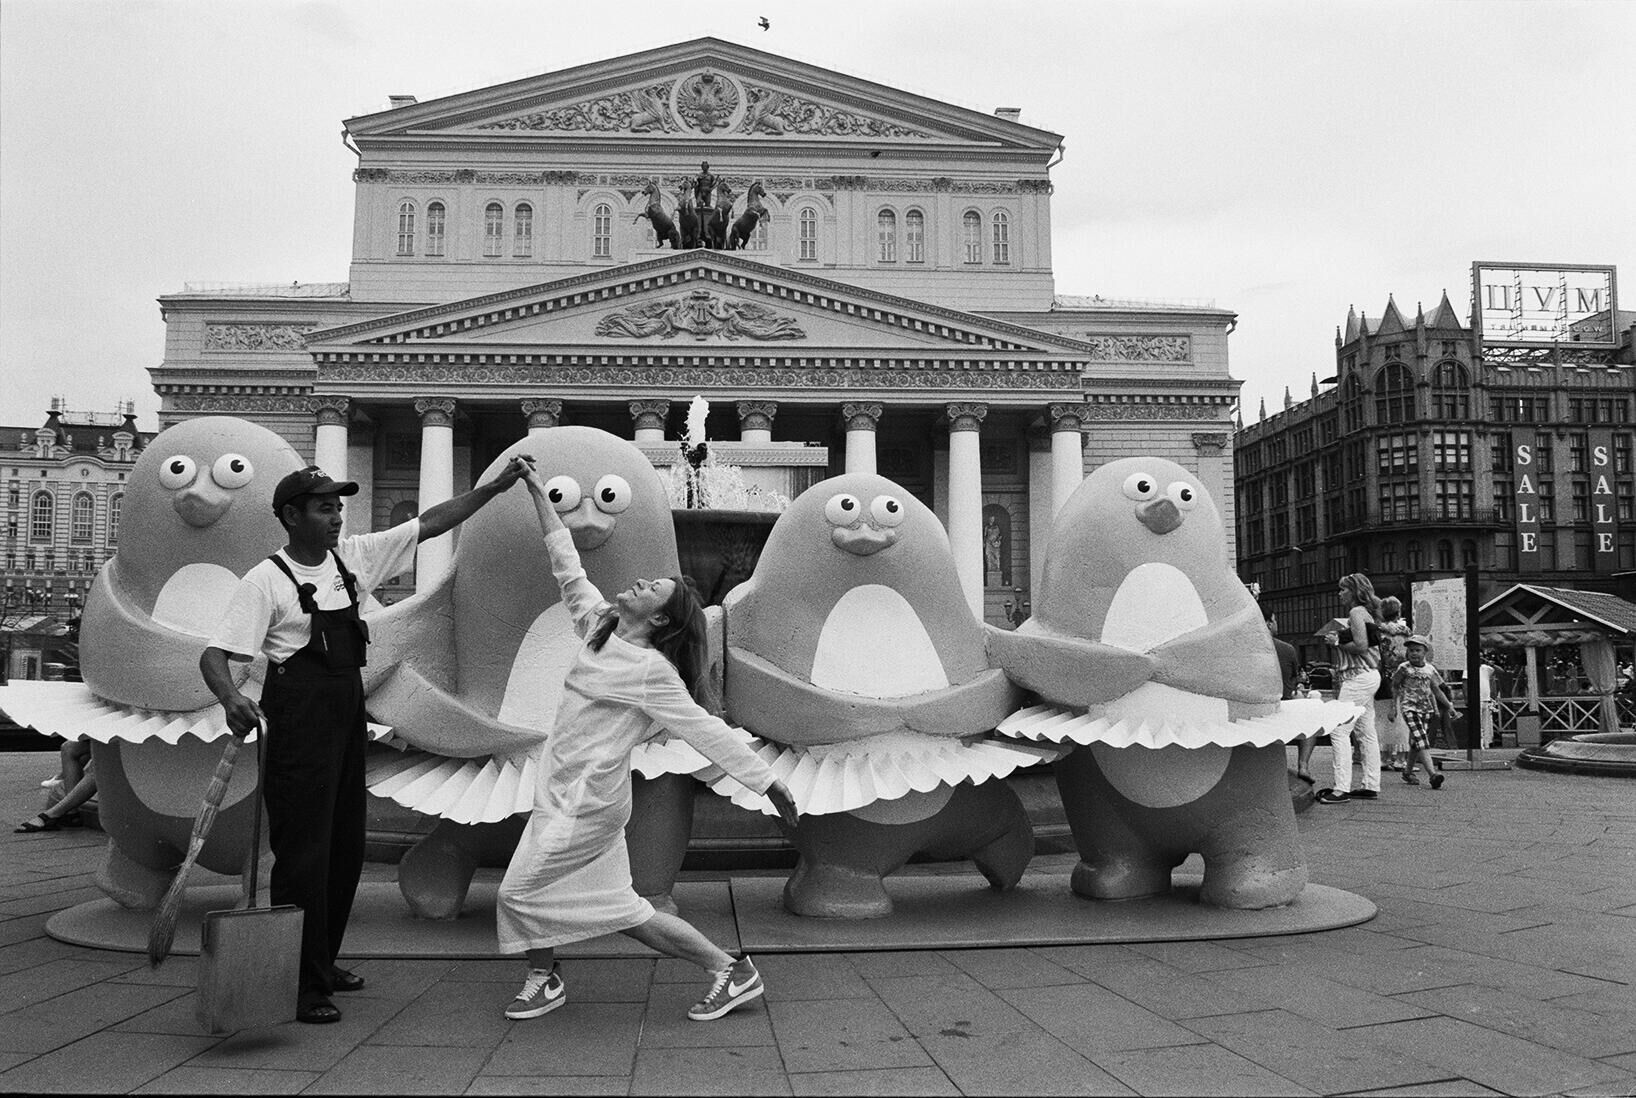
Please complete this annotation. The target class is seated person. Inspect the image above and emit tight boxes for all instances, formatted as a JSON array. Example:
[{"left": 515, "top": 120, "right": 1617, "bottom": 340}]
[{"left": 16, "top": 737, "right": 95, "bottom": 832}]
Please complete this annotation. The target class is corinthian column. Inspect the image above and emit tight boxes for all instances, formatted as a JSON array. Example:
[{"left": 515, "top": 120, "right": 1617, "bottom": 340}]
[
  {"left": 945, "top": 402, "right": 987, "bottom": 617},
  {"left": 1047, "top": 402, "right": 1087, "bottom": 517},
  {"left": 312, "top": 396, "right": 351, "bottom": 534},
  {"left": 736, "top": 400, "right": 778, "bottom": 444},
  {"left": 414, "top": 397, "right": 457, "bottom": 584},
  {"left": 841, "top": 402, "right": 883, "bottom": 474},
  {"left": 521, "top": 398, "right": 563, "bottom": 438},
  {"left": 629, "top": 400, "right": 671, "bottom": 443}
]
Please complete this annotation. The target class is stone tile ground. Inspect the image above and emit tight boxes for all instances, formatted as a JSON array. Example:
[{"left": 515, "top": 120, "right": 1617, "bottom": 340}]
[{"left": 2, "top": 749, "right": 1633, "bottom": 1096}]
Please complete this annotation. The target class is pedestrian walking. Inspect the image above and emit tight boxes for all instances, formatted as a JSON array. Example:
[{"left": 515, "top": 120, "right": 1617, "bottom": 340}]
[
  {"left": 1390, "top": 635, "right": 1452, "bottom": 789},
  {"left": 200, "top": 458, "right": 531, "bottom": 1024},
  {"left": 1315, "top": 573, "right": 1383, "bottom": 805},
  {"left": 1376, "top": 596, "right": 1411, "bottom": 771},
  {"left": 497, "top": 462, "right": 798, "bottom": 1024}
]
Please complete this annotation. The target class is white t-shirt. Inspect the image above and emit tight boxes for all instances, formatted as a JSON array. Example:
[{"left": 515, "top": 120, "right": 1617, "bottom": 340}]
[{"left": 208, "top": 521, "right": 420, "bottom": 663}]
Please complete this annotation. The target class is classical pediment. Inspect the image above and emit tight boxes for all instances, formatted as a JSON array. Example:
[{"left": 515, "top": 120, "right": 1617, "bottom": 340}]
[
  {"left": 306, "top": 251, "right": 1088, "bottom": 358},
  {"left": 345, "top": 38, "right": 1061, "bottom": 150}
]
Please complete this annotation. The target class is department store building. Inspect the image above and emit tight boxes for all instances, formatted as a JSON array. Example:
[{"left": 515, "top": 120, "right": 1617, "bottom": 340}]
[{"left": 151, "top": 38, "right": 1240, "bottom": 623}]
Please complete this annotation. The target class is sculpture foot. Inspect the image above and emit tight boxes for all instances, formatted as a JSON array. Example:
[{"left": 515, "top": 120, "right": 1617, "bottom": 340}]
[
  {"left": 95, "top": 841, "right": 173, "bottom": 910},
  {"left": 398, "top": 831, "right": 479, "bottom": 920},
  {"left": 1199, "top": 862, "right": 1308, "bottom": 910},
  {"left": 969, "top": 819, "right": 1033, "bottom": 892},
  {"left": 782, "top": 860, "right": 892, "bottom": 919},
  {"left": 1069, "top": 856, "right": 1172, "bottom": 901}
]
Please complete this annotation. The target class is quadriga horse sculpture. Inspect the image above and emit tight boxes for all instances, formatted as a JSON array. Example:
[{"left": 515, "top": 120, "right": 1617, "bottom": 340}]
[
  {"left": 703, "top": 183, "right": 734, "bottom": 250},
  {"left": 635, "top": 179, "right": 681, "bottom": 249},
  {"left": 727, "top": 180, "right": 767, "bottom": 251},
  {"left": 675, "top": 183, "right": 703, "bottom": 249}
]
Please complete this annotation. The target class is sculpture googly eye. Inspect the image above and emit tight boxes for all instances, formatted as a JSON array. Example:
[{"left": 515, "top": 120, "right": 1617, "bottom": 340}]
[
  {"left": 869, "top": 495, "right": 906, "bottom": 527},
  {"left": 824, "top": 493, "right": 863, "bottom": 526},
  {"left": 1121, "top": 472, "right": 1159, "bottom": 501},
  {"left": 210, "top": 453, "right": 254, "bottom": 489},
  {"left": 159, "top": 455, "right": 198, "bottom": 490},
  {"left": 543, "top": 475, "right": 582, "bottom": 513},
  {"left": 592, "top": 474, "right": 632, "bottom": 514},
  {"left": 1167, "top": 481, "right": 1198, "bottom": 510}
]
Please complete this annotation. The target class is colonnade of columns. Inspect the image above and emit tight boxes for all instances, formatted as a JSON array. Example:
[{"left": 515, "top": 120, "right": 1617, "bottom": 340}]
[{"left": 308, "top": 393, "right": 1094, "bottom": 615}]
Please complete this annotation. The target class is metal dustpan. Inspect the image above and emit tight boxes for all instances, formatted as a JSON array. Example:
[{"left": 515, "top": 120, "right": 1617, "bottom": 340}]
[{"left": 197, "top": 726, "right": 303, "bottom": 1033}]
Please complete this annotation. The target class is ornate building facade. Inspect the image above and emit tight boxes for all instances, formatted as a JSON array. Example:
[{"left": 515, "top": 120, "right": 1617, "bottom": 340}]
[
  {"left": 1, "top": 400, "right": 151, "bottom": 681},
  {"left": 1235, "top": 285, "right": 1636, "bottom": 664},
  {"left": 152, "top": 38, "right": 1240, "bottom": 622}
]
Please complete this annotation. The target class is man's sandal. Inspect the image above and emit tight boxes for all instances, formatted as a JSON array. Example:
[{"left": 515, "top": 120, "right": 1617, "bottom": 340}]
[
  {"left": 14, "top": 813, "right": 62, "bottom": 833},
  {"left": 297, "top": 997, "right": 342, "bottom": 1024}
]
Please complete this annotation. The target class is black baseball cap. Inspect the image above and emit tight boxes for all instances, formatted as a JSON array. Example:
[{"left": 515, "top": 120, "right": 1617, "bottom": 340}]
[{"left": 273, "top": 466, "right": 359, "bottom": 513}]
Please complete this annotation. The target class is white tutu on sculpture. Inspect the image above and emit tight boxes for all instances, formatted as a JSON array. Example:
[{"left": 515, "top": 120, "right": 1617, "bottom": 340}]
[{"left": 998, "top": 696, "right": 1362, "bottom": 751}]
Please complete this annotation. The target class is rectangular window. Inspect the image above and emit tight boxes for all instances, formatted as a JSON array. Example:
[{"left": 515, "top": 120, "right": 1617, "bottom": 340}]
[
  {"left": 396, "top": 203, "right": 416, "bottom": 256},
  {"left": 1572, "top": 481, "right": 1590, "bottom": 522},
  {"left": 904, "top": 211, "right": 924, "bottom": 263},
  {"left": 1436, "top": 480, "right": 1475, "bottom": 519},
  {"left": 1570, "top": 433, "right": 1589, "bottom": 473},
  {"left": 1538, "top": 480, "right": 1555, "bottom": 521},
  {"left": 876, "top": 212, "right": 896, "bottom": 263},
  {"left": 964, "top": 213, "right": 982, "bottom": 263},
  {"left": 425, "top": 204, "right": 446, "bottom": 257},
  {"left": 513, "top": 206, "right": 533, "bottom": 257},
  {"left": 798, "top": 209, "right": 818, "bottom": 261},
  {"left": 1617, "top": 435, "right": 1633, "bottom": 474},
  {"left": 484, "top": 205, "right": 504, "bottom": 258},
  {"left": 1494, "top": 478, "right": 1514, "bottom": 521},
  {"left": 1534, "top": 435, "right": 1554, "bottom": 474},
  {"left": 991, "top": 213, "right": 1010, "bottom": 264}
]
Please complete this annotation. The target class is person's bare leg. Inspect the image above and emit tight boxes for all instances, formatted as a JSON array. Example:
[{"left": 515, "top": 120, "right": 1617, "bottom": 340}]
[
  {"left": 621, "top": 911, "right": 732, "bottom": 973},
  {"left": 1295, "top": 735, "right": 1315, "bottom": 779}
]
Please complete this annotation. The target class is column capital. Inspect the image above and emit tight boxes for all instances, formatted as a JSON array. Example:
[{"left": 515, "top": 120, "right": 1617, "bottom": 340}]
[
  {"left": 841, "top": 402, "right": 883, "bottom": 432},
  {"left": 310, "top": 395, "right": 351, "bottom": 428},
  {"left": 736, "top": 400, "right": 779, "bottom": 433},
  {"left": 628, "top": 399, "right": 671, "bottom": 434},
  {"left": 413, "top": 397, "right": 456, "bottom": 428},
  {"left": 521, "top": 398, "right": 563, "bottom": 430},
  {"left": 1191, "top": 431, "right": 1229, "bottom": 456},
  {"left": 1046, "top": 402, "right": 1086, "bottom": 432},
  {"left": 944, "top": 402, "right": 988, "bottom": 432}
]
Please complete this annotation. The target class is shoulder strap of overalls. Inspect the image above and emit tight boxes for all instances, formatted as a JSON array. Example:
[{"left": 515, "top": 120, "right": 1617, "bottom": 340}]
[
  {"left": 267, "top": 553, "right": 319, "bottom": 614},
  {"left": 330, "top": 550, "right": 361, "bottom": 607}
]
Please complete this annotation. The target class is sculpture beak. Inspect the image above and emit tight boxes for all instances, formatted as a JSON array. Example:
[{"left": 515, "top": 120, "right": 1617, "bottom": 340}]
[
  {"left": 831, "top": 525, "right": 896, "bottom": 556},
  {"left": 1136, "top": 498, "right": 1183, "bottom": 535},
  {"left": 565, "top": 507, "right": 616, "bottom": 551}
]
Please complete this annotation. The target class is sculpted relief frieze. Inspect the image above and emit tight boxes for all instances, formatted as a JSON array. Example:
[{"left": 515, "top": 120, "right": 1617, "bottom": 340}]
[
  {"left": 593, "top": 290, "right": 805, "bottom": 341},
  {"left": 204, "top": 323, "right": 317, "bottom": 352},
  {"left": 1084, "top": 335, "right": 1192, "bottom": 362},
  {"left": 476, "top": 71, "right": 933, "bottom": 139},
  {"left": 323, "top": 362, "right": 1083, "bottom": 391}
]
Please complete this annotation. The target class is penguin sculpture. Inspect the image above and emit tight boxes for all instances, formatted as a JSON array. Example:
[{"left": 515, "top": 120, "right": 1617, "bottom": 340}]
[
  {"left": 0, "top": 417, "right": 304, "bottom": 907},
  {"left": 991, "top": 457, "right": 1354, "bottom": 910},
  {"left": 719, "top": 473, "right": 1051, "bottom": 918},
  {"left": 362, "top": 428, "right": 713, "bottom": 917}
]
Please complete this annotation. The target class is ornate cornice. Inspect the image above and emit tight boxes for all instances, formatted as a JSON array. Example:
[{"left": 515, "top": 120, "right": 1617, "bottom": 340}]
[
  {"left": 413, "top": 397, "right": 456, "bottom": 427},
  {"left": 323, "top": 361, "right": 1083, "bottom": 392},
  {"left": 520, "top": 398, "right": 563, "bottom": 429},
  {"left": 162, "top": 392, "right": 314, "bottom": 414},
  {"left": 203, "top": 323, "right": 317, "bottom": 352},
  {"left": 945, "top": 402, "right": 988, "bottom": 431},
  {"left": 840, "top": 402, "right": 883, "bottom": 431},
  {"left": 735, "top": 400, "right": 778, "bottom": 431}
]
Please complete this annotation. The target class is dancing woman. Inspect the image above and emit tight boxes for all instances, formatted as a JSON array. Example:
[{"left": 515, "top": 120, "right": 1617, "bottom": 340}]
[{"left": 496, "top": 462, "right": 799, "bottom": 1022}]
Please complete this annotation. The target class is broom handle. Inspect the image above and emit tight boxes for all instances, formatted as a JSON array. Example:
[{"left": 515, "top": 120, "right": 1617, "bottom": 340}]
[{"left": 248, "top": 719, "right": 265, "bottom": 908}]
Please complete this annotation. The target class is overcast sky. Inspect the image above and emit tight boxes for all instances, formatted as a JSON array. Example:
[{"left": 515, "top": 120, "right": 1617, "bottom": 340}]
[{"left": 2, "top": 0, "right": 1632, "bottom": 432}]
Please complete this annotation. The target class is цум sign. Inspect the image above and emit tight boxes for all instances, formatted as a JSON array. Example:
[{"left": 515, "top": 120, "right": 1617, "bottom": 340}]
[{"left": 1472, "top": 262, "right": 1619, "bottom": 347}]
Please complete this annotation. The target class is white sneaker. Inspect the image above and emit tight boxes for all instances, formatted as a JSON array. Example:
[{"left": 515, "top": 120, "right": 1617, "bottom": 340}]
[
  {"left": 688, "top": 954, "right": 764, "bottom": 1021},
  {"left": 505, "top": 964, "right": 565, "bottom": 1019}
]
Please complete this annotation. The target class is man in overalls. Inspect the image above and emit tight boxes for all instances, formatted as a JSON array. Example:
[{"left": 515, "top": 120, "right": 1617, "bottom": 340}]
[{"left": 201, "top": 457, "right": 529, "bottom": 1024}]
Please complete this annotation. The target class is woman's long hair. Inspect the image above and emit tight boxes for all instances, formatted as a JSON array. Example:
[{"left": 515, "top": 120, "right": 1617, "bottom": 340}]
[
  {"left": 588, "top": 576, "right": 716, "bottom": 709},
  {"left": 1339, "top": 572, "right": 1382, "bottom": 619}
]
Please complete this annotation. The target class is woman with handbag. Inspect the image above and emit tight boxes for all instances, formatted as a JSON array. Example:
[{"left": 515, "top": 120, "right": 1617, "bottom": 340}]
[{"left": 1316, "top": 573, "right": 1384, "bottom": 805}]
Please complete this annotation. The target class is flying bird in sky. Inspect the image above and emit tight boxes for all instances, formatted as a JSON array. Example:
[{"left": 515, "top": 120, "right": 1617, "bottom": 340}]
[{"left": 759, "top": 17, "right": 770, "bottom": 31}]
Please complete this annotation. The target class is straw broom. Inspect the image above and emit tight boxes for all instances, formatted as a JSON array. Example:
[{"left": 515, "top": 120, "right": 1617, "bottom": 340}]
[{"left": 147, "top": 734, "right": 244, "bottom": 966}]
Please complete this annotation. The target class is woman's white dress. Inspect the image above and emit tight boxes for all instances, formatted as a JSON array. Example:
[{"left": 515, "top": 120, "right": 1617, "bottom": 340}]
[{"left": 496, "top": 528, "right": 775, "bottom": 952}]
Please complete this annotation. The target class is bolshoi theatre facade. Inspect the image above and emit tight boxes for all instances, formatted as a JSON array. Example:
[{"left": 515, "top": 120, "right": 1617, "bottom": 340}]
[{"left": 151, "top": 38, "right": 1241, "bottom": 624}]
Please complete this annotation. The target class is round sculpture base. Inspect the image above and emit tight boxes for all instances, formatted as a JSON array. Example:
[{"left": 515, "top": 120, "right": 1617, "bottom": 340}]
[
  {"left": 1516, "top": 732, "right": 1636, "bottom": 778},
  {"left": 47, "top": 869, "right": 1373, "bottom": 960}
]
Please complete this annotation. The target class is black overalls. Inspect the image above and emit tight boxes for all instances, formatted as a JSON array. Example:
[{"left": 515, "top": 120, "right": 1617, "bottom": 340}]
[{"left": 261, "top": 551, "right": 371, "bottom": 999}]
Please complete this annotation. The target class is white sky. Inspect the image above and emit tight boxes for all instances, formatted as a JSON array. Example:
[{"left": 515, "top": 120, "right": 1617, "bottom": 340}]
[{"left": 2, "top": 0, "right": 1632, "bottom": 431}]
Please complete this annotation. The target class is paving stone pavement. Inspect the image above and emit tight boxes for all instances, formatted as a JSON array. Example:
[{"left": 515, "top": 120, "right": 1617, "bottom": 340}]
[{"left": 2, "top": 748, "right": 1634, "bottom": 1096}]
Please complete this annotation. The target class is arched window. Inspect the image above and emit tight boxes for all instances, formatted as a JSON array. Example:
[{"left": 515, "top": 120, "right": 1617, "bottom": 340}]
[
  {"left": 592, "top": 203, "right": 612, "bottom": 258},
  {"left": 963, "top": 211, "right": 982, "bottom": 263},
  {"left": 1405, "top": 540, "right": 1423, "bottom": 570},
  {"left": 1437, "top": 539, "right": 1455, "bottom": 570},
  {"left": 108, "top": 493, "right": 122, "bottom": 545},
  {"left": 1462, "top": 539, "right": 1478, "bottom": 566},
  {"left": 484, "top": 202, "right": 505, "bottom": 257},
  {"left": 904, "top": 209, "right": 925, "bottom": 263},
  {"left": 876, "top": 209, "right": 897, "bottom": 262},
  {"left": 1432, "top": 360, "right": 1469, "bottom": 418},
  {"left": 991, "top": 210, "right": 1011, "bottom": 264},
  {"left": 424, "top": 201, "right": 446, "bottom": 256},
  {"left": 70, "top": 493, "right": 94, "bottom": 543},
  {"left": 798, "top": 207, "right": 817, "bottom": 260},
  {"left": 748, "top": 214, "right": 768, "bottom": 251},
  {"left": 1380, "top": 541, "right": 1397, "bottom": 573},
  {"left": 30, "top": 491, "right": 53, "bottom": 541},
  {"left": 513, "top": 203, "right": 533, "bottom": 257},
  {"left": 1375, "top": 363, "right": 1414, "bottom": 424},
  {"left": 396, "top": 201, "right": 416, "bottom": 256}
]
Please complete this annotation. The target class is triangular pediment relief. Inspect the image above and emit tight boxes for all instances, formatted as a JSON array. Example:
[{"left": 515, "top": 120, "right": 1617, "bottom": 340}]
[
  {"left": 347, "top": 38, "right": 1060, "bottom": 149},
  {"left": 307, "top": 252, "right": 1087, "bottom": 357}
]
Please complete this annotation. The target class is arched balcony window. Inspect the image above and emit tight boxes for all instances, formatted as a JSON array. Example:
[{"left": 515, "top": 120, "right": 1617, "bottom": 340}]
[
  {"left": 876, "top": 209, "right": 897, "bottom": 262},
  {"left": 396, "top": 201, "right": 416, "bottom": 256},
  {"left": 963, "top": 211, "right": 982, "bottom": 263},
  {"left": 425, "top": 201, "right": 446, "bottom": 257},
  {"left": 592, "top": 203, "right": 612, "bottom": 258},
  {"left": 904, "top": 209, "right": 925, "bottom": 263},
  {"left": 513, "top": 203, "right": 533, "bottom": 257}
]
